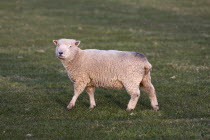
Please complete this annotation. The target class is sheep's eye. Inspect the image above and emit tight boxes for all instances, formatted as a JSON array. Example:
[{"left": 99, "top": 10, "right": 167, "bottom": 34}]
[{"left": 69, "top": 46, "right": 72, "bottom": 48}]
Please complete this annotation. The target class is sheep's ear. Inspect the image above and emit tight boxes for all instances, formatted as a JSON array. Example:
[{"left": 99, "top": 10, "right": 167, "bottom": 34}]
[
  {"left": 75, "top": 41, "right": 80, "bottom": 47},
  {"left": 53, "top": 40, "right": 58, "bottom": 45}
]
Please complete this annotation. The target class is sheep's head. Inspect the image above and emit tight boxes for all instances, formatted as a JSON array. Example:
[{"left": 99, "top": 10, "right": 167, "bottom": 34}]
[{"left": 53, "top": 39, "right": 80, "bottom": 60}]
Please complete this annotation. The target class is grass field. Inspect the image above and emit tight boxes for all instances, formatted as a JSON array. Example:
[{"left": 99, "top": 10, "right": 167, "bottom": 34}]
[{"left": 0, "top": 0, "right": 210, "bottom": 139}]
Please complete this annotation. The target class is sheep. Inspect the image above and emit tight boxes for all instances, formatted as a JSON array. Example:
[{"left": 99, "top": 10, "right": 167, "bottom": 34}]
[{"left": 53, "top": 39, "right": 159, "bottom": 111}]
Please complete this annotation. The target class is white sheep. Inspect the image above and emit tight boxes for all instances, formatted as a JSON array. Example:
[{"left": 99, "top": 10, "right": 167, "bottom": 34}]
[{"left": 53, "top": 39, "right": 159, "bottom": 111}]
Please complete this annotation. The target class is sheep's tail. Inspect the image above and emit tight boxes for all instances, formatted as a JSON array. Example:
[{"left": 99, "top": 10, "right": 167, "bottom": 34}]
[{"left": 144, "top": 62, "right": 152, "bottom": 75}]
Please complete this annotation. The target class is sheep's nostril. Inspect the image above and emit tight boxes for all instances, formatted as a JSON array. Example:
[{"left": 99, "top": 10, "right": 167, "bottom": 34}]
[{"left": 59, "top": 52, "right": 63, "bottom": 55}]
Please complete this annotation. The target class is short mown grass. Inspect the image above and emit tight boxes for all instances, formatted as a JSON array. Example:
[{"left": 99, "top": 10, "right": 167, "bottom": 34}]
[{"left": 0, "top": 0, "right": 209, "bottom": 139}]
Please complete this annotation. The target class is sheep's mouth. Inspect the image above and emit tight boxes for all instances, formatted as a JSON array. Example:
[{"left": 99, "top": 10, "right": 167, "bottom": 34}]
[{"left": 57, "top": 56, "right": 65, "bottom": 59}]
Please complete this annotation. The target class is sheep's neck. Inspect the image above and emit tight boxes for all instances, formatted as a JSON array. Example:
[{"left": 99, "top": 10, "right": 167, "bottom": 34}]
[{"left": 61, "top": 49, "right": 82, "bottom": 74}]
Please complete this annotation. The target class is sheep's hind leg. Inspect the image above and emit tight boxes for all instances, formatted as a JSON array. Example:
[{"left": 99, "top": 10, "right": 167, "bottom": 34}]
[
  {"left": 140, "top": 72, "right": 159, "bottom": 111},
  {"left": 67, "top": 82, "right": 86, "bottom": 110},
  {"left": 86, "top": 86, "right": 96, "bottom": 109},
  {"left": 124, "top": 84, "right": 141, "bottom": 111}
]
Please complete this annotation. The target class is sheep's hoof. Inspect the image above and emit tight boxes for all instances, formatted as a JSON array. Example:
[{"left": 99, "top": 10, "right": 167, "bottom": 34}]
[
  {"left": 152, "top": 105, "right": 159, "bottom": 111},
  {"left": 66, "top": 104, "right": 74, "bottom": 110},
  {"left": 66, "top": 107, "right": 71, "bottom": 111},
  {"left": 126, "top": 108, "right": 133, "bottom": 111},
  {"left": 89, "top": 105, "right": 96, "bottom": 109}
]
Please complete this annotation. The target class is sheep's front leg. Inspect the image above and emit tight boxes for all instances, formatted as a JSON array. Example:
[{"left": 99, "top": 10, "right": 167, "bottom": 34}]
[
  {"left": 86, "top": 86, "right": 96, "bottom": 109},
  {"left": 67, "top": 82, "right": 86, "bottom": 110}
]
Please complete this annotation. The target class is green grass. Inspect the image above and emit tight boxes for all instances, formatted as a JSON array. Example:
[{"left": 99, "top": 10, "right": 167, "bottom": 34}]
[{"left": 0, "top": 0, "right": 210, "bottom": 139}]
